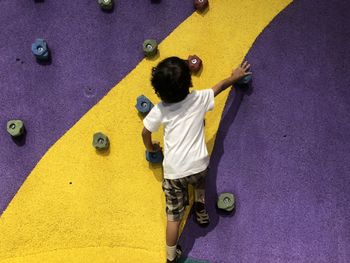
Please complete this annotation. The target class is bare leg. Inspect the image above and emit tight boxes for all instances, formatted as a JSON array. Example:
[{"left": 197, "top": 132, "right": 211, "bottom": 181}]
[{"left": 166, "top": 219, "right": 181, "bottom": 246}]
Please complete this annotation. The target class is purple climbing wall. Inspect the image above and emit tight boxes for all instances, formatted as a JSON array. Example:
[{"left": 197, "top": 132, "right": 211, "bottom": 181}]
[{"left": 180, "top": 0, "right": 350, "bottom": 262}]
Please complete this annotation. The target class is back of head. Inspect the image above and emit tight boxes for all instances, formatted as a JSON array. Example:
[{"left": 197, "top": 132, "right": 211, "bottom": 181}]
[{"left": 151, "top": 57, "right": 192, "bottom": 103}]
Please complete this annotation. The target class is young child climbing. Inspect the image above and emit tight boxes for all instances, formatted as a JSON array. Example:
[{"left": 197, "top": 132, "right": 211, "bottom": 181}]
[{"left": 141, "top": 57, "right": 251, "bottom": 263}]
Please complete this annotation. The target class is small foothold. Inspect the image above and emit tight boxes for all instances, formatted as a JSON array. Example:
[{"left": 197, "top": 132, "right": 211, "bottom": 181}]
[
  {"left": 7, "top": 120, "right": 25, "bottom": 137},
  {"left": 146, "top": 146, "right": 163, "bottom": 164},
  {"left": 217, "top": 192, "right": 235, "bottom": 212},
  {"left": 187, "top": 55, "right": 202, "bottom": 73},
  {"left": 136, "top": 95, "right": 154, "bottom": 114},
  {"left": 194, "top": 0, "right": 209, "bottom": 12},
  {"left": 98, "top": 0, "right": 114, "bottom": 10},
  {"left": 31, "top": 38, "right": 50, "bottom": 61},
  {"left": 93, "top": 132, "right": 110, "bottom": 150},
  {"left": 143, "top": 39, "right": 158, "bottom": 57}
]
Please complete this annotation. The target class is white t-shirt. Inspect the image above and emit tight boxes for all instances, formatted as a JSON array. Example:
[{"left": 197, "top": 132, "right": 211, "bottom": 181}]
[{"left": 143, "top": 89, "right": 215, "bottom": 179}]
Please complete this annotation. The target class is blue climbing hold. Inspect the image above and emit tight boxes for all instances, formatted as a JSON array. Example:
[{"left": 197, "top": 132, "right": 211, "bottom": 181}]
[
  {"left": 31, "top": 38, "right": 50, "bottom": 61},
  {"left": 237, "top": 74, "right": 252, "bottom": 85},
  {"left": 136, "top": 95, "right": 154, "bottom": 114},
  {"left": 146, "top": 149, "right": 163, "bottom": 164}
]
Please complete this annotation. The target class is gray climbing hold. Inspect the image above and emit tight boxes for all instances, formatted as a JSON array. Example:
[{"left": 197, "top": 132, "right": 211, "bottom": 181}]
[
  {"left": 93, "top": 132, "right": 110, "bottom": 150},
  {"left": 143, "top": 39, "right": 158, "bottom": 57}
]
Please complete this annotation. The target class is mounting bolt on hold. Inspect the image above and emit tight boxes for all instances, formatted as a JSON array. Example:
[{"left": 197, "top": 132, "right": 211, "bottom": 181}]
[
  {"left": 136, "top": 95, "right": 154, "bottom": 114},
  {"left": 217, "top": 192, "right": 235, "bottom": 212},
  {"left": 93, "top": 132, "right": 110, "bottom": 150},
  {"left": 143, "top": 39, "right": 158, "bottom": 57},
  {"left": 194, "top": 0, "right": 209, "bottom": 12},
  {"left": 98, "top": 0, "right": 114, "bottom": 10},
  {"left": 187, "top": 55, "right": 202, "bottom": 74},
  {"left": 31, "top": 38, "right": 50, "bottom": 61},
  {"left": 7, "top": 120, "right": 25, "bottom": 137}
]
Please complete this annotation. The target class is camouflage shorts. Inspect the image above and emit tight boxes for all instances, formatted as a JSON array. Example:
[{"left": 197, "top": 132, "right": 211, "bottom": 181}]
[{"left": 162, "top": 168, "right": 208, "bottom": 221}]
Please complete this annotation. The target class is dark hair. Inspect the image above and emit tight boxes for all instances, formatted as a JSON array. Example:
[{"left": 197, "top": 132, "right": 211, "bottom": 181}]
[{"left": 151, "top": 57, "right": 192, "bottom": 103}]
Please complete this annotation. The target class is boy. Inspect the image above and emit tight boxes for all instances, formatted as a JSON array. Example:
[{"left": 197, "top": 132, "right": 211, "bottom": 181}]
[{"left": 142, "top": 57, "right": 251, "bottom": 263}]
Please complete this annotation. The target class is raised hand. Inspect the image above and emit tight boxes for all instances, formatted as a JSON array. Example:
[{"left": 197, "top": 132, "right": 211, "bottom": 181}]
[{"left": 231, "top": 61, "right": 252, "bottom": 81}]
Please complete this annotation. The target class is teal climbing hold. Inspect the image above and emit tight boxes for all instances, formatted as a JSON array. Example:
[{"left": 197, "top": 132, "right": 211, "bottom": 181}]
[
  {"left": 237, "top": 74, "right": 252, "bottom": 85},
  {"left": 146, "top": 147, "right": 163, "bottom": 163},
  {"left": 31, "top": 38, "right": 50, "bottom": 61},
  {"left": 136, "top": 95, "right": 154, "bottom": 114}
]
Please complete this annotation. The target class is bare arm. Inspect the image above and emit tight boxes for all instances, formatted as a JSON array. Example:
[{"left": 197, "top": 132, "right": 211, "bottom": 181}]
[
  {"left": 142, "top": 127, "right": 160, "bottom": 152},
  {"left": 212, "top": 61, "right": 252, "bottom": 97}
]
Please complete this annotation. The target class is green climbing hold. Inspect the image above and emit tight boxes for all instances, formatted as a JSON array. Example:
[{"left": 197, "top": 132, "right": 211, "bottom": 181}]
[
  {"left": 7, "top": 120, "right": 24, "bottom": 137},
  {"left": 98, "top": 0, "right": 114, "bottom": 10},
  {"left": 143, "top": 39, "right": 158, "bottom": 57},
  {"left": 93, "top": 132, "right": 110, "bottom": 150},
  {"left": 217, "top": 192, "right": 235, "bottom": 212}
]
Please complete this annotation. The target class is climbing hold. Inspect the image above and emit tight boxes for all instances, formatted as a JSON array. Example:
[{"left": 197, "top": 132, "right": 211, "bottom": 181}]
[
  {"left": 143, "top": 39, "right": 158, "bottom": 57},
  {"left": 217, "top": 192, "right": 235, "bottom": 212},
  {"left": 237, "top": 74, "right": 252, "bottom": 85},
  {"left": 7, "top": 120, "right": 24, "bottom": 137},
  {"left": 194, "top": 0, "right": 209, "bottom": 12},
  {"left": 93, "top": 132, "right": 110, "bottom": 150},
  {"left": 31, "top": 38, "right": 50, "bottom": 61},
  {"left": 136, "top": 95, "right": 154, "bottom": 114},
  {"left": 146, "top": 147, "right": 163, "bottom": 164},
  {"left": 98, "top": 0, "right": 114, "bottom": 10},
  {"left": 188, "top": 55, "right": 202, "bottom": 74}
]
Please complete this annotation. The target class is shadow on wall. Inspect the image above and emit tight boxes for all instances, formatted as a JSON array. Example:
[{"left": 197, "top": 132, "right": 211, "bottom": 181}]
[
  {"left": 149, "top": 162, "right": 164, "bottom": 182},
  {"left": 181, "top": 82, "right": 254, "bottom": 257},
  {"left": 12, "top": 128, "right": 27, "bottom": 147},
  {"left": 151, "top": 0, "right": 162, "bottom": 4}
]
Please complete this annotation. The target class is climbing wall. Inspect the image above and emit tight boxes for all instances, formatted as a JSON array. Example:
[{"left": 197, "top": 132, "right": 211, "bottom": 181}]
[{"left": 1, "top": 0, "right": 349, "bottom": 263}]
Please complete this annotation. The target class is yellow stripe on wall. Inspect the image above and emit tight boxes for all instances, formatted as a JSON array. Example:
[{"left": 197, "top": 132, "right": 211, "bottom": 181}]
[{"left": 0, "top": 1, "right": 292, "bottom": 262}]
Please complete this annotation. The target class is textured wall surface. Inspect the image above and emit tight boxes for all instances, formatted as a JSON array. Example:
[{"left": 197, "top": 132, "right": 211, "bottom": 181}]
[
  {"left": 180, "top": 0, "right": 350, "bottom": 262},
  {"left": 1, "top": 0, "right": 349, "bottom": 263},
  {"left": 0, "top": 0, "right": 194, "bottom": 214}
]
